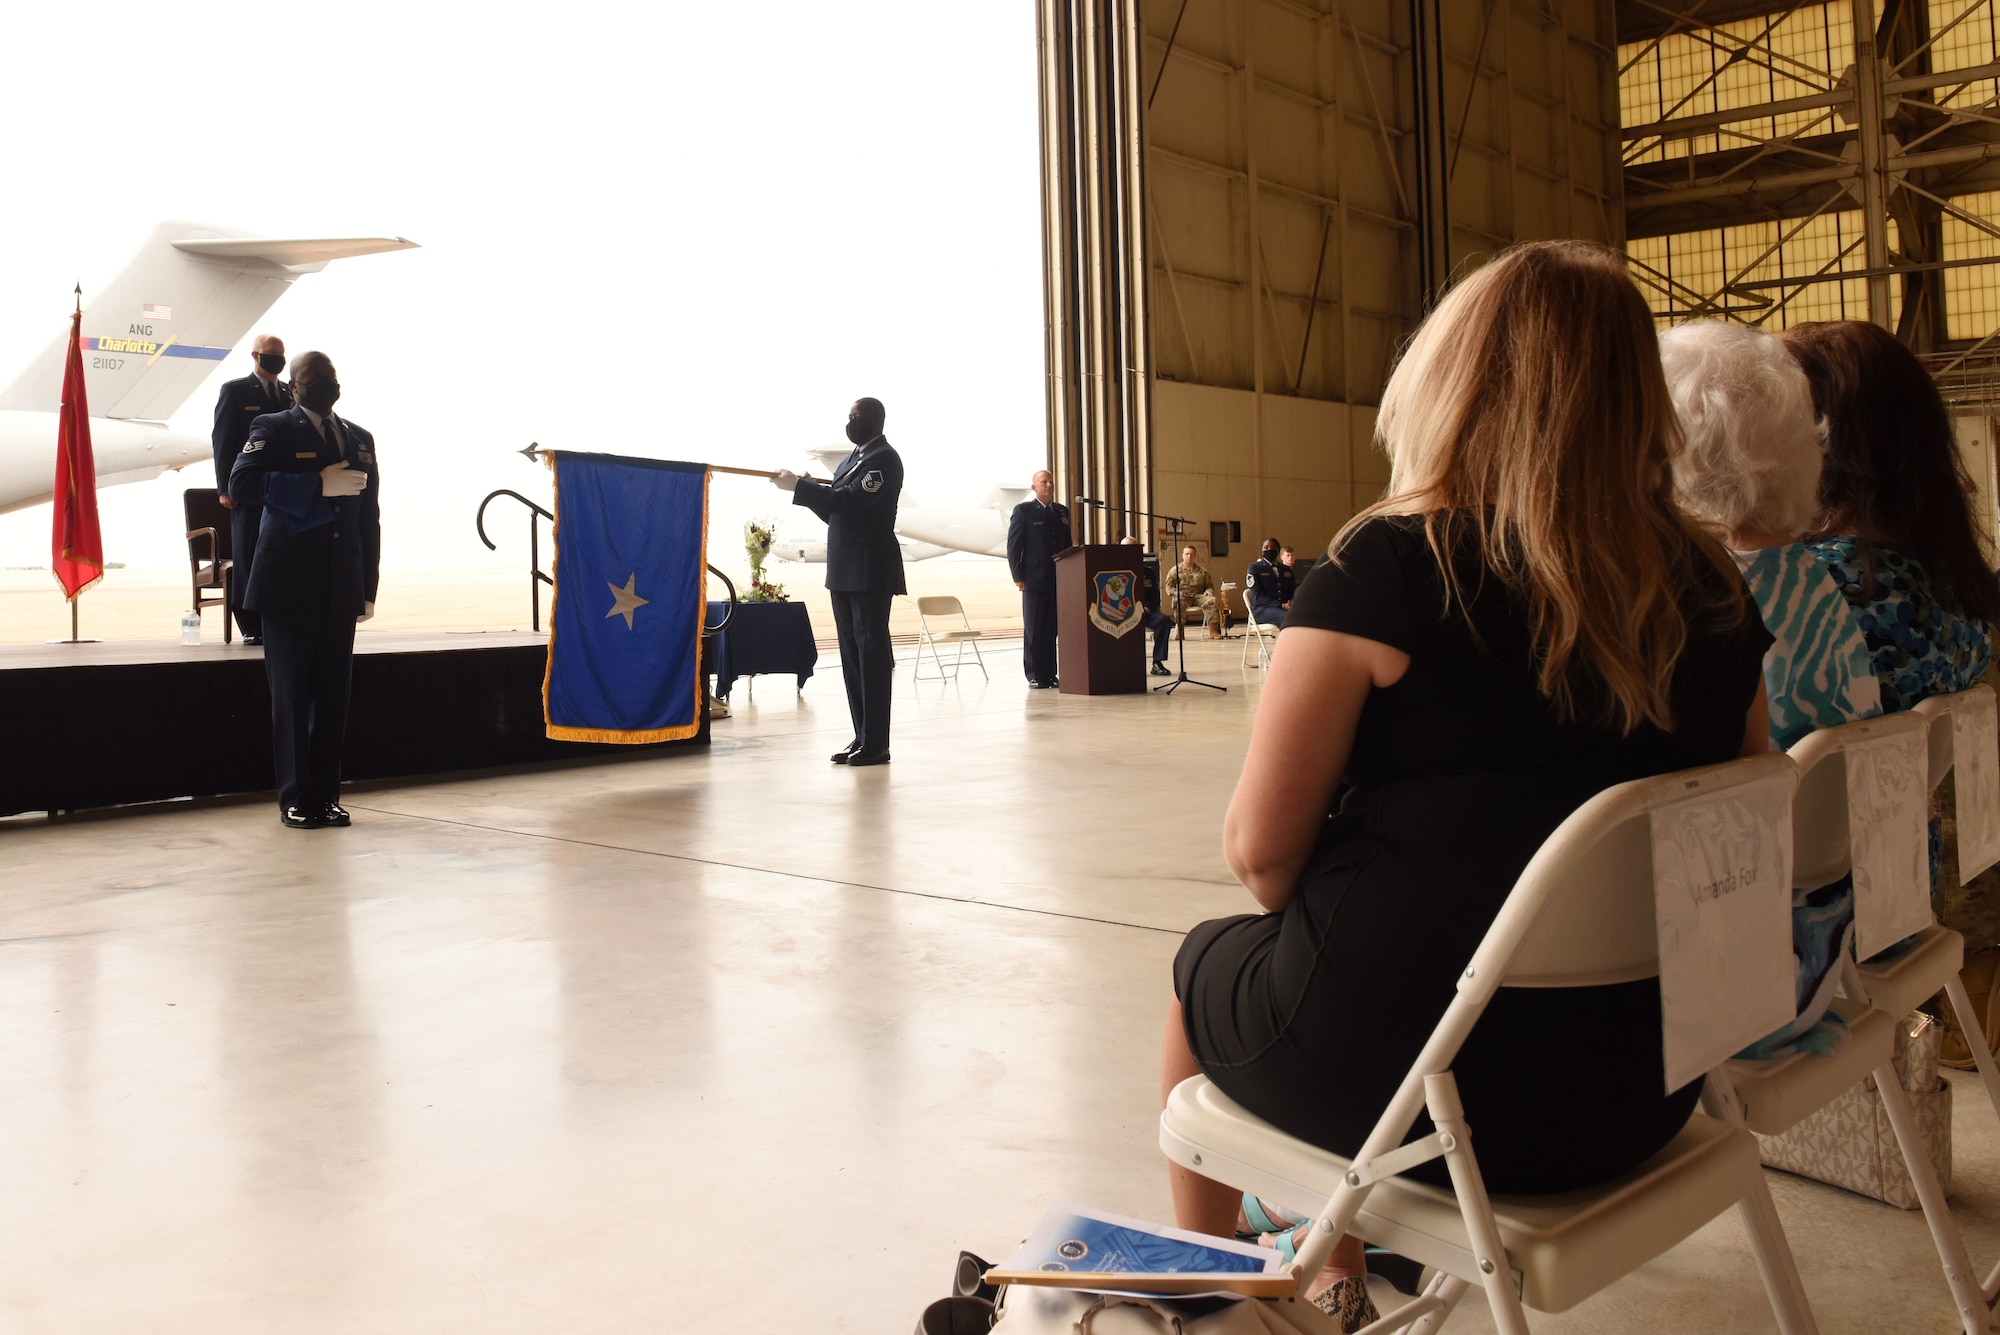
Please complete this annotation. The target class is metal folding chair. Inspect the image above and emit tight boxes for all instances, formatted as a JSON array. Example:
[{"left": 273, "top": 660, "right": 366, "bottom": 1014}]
[
  {"left": 1238, "top": 586, "right": 1281, "bottom": 669},
  {"left": 1730, "top": 694, "right": 2000, "bottom": 1335},
  {"left": 913, "top": 595, "right": 988, "bottom": 682},
  {"left": 1161, "top": 753, "right": 1818, "bottom": 1334}
]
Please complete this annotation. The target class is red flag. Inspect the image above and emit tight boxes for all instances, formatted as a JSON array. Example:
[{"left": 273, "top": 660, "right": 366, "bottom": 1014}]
[{"left": 51, "top": 300, "right": 103, "bottom": 600}]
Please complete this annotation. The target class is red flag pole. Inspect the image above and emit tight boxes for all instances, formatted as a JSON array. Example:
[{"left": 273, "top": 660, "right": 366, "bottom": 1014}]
[{"left": 49, "top": 282, "right": 104, "bottom": 644}]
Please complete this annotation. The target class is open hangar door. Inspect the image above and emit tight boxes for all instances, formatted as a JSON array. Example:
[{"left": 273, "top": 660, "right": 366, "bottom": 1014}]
[{"left": 1036, "top": 0, "right": 1627, "bottom": 564}]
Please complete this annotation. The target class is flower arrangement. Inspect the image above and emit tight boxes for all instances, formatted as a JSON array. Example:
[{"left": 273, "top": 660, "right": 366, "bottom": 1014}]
[{"left": 743, "top": 520, "right": 788, "bottom": 603}]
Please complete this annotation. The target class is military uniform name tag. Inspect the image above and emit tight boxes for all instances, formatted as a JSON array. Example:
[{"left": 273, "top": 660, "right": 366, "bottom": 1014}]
[
  {"left": 1953, "top": 687, "right": 2000, "bottom": 881},
  {"left": 1848, "top": 727, "right": 1931, "bottom": 960},
  {"left": 1652, "top": 771, "right": 1795, "bottom": 1091}
]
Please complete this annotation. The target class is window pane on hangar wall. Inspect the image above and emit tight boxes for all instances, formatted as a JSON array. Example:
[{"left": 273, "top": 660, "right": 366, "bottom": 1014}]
[
  {"left": 1140, "top": 0, "right": 1622, "bottom": 561},
  {"left": 1617, "top": 0, "right": 2000, "bottom": 338}
]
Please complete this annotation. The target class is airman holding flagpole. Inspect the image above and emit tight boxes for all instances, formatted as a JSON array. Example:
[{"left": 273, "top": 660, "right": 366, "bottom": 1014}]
[{"left": 773, "top": 397, "right": 904, "bottom": 766}]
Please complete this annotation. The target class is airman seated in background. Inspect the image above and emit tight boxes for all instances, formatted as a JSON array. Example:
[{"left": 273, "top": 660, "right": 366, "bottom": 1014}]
[{"left": 1163, "top": 544, "right": 1224, "bottom": 639}]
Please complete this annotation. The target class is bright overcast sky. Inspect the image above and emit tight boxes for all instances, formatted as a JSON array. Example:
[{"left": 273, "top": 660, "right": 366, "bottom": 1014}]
[{"left": 0, "top": 1, "right": 1044, "bottom": 573}]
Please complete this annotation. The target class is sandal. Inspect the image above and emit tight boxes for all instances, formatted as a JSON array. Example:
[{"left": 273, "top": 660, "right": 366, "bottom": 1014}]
[{"left": 1236, "top": 1197, "right": 1381, "bottom": 1335}]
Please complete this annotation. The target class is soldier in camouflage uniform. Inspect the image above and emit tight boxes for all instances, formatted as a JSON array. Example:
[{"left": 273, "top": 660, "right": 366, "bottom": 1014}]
[{"left": 1163, "top": 544, "right": 1225, "bottom": 639}]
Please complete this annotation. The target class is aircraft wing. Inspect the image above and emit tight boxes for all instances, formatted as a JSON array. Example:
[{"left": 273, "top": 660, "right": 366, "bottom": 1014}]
[{"left": 171, "top": 236, "right": 416, "bottom": 268}]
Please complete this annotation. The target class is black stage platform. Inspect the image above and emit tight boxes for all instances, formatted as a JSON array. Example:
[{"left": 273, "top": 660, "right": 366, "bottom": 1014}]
[{"left": 0, "top": 631, "right": 708, "bottom": 817}]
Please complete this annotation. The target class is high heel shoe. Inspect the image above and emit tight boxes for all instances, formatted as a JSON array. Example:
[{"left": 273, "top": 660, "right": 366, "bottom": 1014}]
[{"left": 1309, "top": 1274, "right": 1380, "bottom": 1331}]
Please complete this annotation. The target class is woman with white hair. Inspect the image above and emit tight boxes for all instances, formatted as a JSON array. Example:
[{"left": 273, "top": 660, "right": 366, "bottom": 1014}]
[
  {"left": 1659, "top": 319, "right": 1881, "bottom": 1061},
  {"left": 1658, "top": 320, "right": 1882, "bottom": 748}
]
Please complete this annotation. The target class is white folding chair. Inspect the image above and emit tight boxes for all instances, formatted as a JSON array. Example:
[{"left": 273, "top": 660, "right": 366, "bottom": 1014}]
[
  {"left": 1747, "top": 697, "right": 2000, "bottom": 1334},
  {"left": 1161, "top": 753, "right": 1819, "bottom": 1335},
  {"left": 1906, "top": 683, "right": 2000, "bottom": 1126},
  {"left": 1239, "top": 586, "right": 1282, "bottom": 669},
  {"left": 912, "top": 595, "right": 988, "bottom": 682}
]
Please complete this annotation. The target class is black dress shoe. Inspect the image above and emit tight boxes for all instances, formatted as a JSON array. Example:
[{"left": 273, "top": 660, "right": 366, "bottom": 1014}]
[
  {"left": 280, "top": 806, "right": 325, "bottom": 830},
  {"left": 845, "top": 746, "right": 891, "bottom": 766},
  {"left": 1151, "top": 662, "right": 1172, "bottom": 676},
  {"left": 322, "top": 802, "right": 352, "bottom": 827},
  {"left": 831, "top": 740, "right": 862, "bottom": 763},
  {"left": 242, "top": 635, "right": 263, "bottom": 646}
]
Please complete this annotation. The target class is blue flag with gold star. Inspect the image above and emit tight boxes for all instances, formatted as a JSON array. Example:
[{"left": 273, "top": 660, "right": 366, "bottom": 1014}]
[{"left": 543, "top": 452, "right": 708, "bottom": 742}]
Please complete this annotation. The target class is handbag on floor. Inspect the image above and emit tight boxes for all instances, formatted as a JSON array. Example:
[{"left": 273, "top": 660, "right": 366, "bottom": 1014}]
[
  {"left": 987, "top": 1285, "right": 1339, "bottom": 1333},
  {"left": 1754, "top": 1011, "right": 1953, "bottom": 1208}
]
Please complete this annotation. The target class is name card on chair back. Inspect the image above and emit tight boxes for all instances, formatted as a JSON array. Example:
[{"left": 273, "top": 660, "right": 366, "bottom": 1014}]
[
  {"left": 1953, "top": 688, "right": 2000, "bottom": 881},
  {"left": 1652, "top": 771, "right": 1795, "bottom": 1091},
  {"left": 1848, "top": 726, "right": 1932, "bottom": 960}
]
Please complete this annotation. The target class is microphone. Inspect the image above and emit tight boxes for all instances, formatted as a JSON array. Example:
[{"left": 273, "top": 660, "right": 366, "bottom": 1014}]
[{"left": 1074, "top": 496, "right": 1104, "bottom": 508}]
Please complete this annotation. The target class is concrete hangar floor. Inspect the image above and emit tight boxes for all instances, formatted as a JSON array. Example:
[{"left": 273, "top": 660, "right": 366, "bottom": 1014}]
[{"left": 3, "top": 637, "right": 1999, "bottom": 1332}]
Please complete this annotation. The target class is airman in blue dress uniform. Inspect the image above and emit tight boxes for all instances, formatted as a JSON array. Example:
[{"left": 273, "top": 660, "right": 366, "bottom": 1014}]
[
  {"left": 776, "top": 397, "right": 903, "bottom": 766},
  {"left": 1007, "top": 470, "right": 1072, "bottom": 688},
  {"left": 228, "top": 350, "right": 381, "bottom": 829},
  {"left": 210, "top": 333, "right": 289, "bottom": 643},
  {"left": 1246, "top": 538, "right": 1297, "bottom": 628}
]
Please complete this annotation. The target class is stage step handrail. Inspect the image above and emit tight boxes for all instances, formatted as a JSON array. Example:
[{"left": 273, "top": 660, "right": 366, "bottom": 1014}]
[
  {"left": 705, "top": 567, "right": 738, "bottom": 636},
  {"left": 478, "top": 488, "right": 739, "bottom": 638},
  {"left": 476, "top": 489, "right": 555, "bottom": 632}
]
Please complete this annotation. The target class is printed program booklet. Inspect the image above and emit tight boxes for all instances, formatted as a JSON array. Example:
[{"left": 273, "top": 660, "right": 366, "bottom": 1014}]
[{"left": 993, "top": 1203, "right": 1285, "bottom": 1298}]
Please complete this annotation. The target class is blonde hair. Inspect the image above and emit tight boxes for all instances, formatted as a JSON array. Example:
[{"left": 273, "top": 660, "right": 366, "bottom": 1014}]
[
  {"left": 1341, "top": 241, "right": 1738, "bottom": 734},
  {"left": 1658, "top": 321, "right": 1824, "bottom": 540}
]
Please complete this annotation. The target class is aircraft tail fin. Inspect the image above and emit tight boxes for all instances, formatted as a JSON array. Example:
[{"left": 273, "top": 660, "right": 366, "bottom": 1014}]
[{"left": 0, "top": 221, "right": 417, "bottom": 420}]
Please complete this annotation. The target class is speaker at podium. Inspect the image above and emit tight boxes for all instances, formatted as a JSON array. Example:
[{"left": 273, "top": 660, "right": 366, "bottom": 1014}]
[{"left": 1053, "top": 545, "right": 1147, "bottom": 694}]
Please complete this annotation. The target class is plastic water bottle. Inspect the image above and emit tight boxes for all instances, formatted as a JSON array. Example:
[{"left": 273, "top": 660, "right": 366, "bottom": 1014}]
[{"left": 180, "top": 610, "right": 201, "bottom": 646}]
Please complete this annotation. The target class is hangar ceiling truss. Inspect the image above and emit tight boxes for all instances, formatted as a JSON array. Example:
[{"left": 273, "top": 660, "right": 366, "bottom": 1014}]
[{"left": 1618, "top": 0, "right": 2000, "bottom": 394}]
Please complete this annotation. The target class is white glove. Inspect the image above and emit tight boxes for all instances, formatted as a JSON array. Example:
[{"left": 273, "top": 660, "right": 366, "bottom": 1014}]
[
  {"left": 773, "top": 469, "right": 799, "bottom": 492},
  {"left": 358, "top": 601, "right": 375, "bottom": 623},
  {"left": 321, "top": 461, "right": 368, "bottom": 497}
]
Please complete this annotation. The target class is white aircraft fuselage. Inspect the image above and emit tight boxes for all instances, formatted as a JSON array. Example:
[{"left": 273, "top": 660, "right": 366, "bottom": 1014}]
[
  {"left": 0, "top": 221, "right": 416, "bottom": 515},
  {"left": 893, "top": 504, "right": 1008, "bottom": 558},
  {"left": 0, "top": 412, "right": 208, "bottom": 516}
]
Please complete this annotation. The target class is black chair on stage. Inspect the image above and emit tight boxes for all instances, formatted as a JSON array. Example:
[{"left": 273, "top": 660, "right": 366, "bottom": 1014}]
[{"left": 183, "top": 488, "right": 234, "bottom": 645}]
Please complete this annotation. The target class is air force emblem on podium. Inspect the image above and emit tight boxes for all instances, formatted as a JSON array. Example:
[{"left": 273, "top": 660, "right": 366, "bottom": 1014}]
[{"left": 1088, "top": 569, "right": 1141, "bottom": 638}]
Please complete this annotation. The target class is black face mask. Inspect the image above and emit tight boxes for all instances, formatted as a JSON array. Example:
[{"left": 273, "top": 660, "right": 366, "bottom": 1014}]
[
  {"left": 845, "top": 419, "right": 876, "bottom": 446},
  {"left": 258, "top": 352, "right": 286, "bottom": 375},
  {"left": 1262, "top": 547, "right": 1279, "bottom": 563},
  {"left": 299, "top": 379, "right": 341, "bottom": 413}
]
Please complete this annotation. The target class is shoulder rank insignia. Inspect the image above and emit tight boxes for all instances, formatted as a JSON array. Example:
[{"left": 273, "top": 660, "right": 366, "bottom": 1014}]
[
  {"left": 861, "top": 469, "right": 884, "bottom": 494},
  {"left": 241, "top": 440, "right": 263, "bottom": 453}
]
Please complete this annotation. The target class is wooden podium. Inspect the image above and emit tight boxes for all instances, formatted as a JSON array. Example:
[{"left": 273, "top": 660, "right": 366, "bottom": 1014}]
[{"left": 1054, "top": 545, "right": 1147, "bottom": 694}]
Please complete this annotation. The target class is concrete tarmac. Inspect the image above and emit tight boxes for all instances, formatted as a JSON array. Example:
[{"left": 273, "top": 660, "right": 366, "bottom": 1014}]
[{"left": 2, "top": 638, "right": 1996, "bottom": 1332}]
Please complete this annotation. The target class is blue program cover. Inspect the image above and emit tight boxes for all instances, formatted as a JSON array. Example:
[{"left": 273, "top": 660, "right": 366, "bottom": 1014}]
[{"left": 999, "top": 1203, "right": 1280, "bottom": 1297}]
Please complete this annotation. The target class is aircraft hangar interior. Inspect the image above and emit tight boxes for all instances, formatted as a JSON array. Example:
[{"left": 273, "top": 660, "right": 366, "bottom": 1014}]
[
  {"left": 1054, "top": 0, "right": 2000, "bottom": 556},
  {"left": 11, "top": 2, "right": 2000, "bottom": 1332}
]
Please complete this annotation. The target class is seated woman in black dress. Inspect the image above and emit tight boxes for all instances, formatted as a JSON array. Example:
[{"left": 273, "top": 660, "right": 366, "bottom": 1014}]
[{"left": 1161, "top": 242, "right": 1773, "bottom": 1329}]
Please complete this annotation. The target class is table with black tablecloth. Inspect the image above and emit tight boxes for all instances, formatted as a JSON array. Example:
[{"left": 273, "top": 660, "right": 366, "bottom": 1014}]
[{"left": 705, "top": 599, "right": 818, "bottom": 699}]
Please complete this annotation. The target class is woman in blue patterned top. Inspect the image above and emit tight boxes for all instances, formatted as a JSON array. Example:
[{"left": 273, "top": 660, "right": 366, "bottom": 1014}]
[
  {"left": 1662, "top": 320, "right": 1881, "bottom": 1059},
  {"left": 1782, "top": 321, "right": 1999, "bottom": 712},
  {"left": 1661, "top": 321, "right": 1881, "bottom": 750}
]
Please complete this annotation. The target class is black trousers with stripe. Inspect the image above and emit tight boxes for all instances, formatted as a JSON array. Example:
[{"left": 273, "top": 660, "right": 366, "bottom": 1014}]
[
  {"left": 830, "top": 590, "right": 895, "bottom": 750},
  {"left": 260, "top": 609, "right": 356, "bottom": 810}
]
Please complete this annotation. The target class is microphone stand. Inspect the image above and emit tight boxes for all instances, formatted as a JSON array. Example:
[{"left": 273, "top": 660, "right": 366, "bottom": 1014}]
[{"left": 1076, "top": 498, "right": 1224, "bottom": 695}]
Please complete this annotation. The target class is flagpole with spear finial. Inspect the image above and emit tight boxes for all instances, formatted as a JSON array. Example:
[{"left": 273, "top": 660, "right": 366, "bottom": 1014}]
[{"left": 49, "top": 280, "right": 104, "bottom": 644}]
